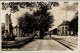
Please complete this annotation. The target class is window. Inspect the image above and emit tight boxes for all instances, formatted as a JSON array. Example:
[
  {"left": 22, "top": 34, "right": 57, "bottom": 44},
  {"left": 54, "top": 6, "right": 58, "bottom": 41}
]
[
  {"left": 62, "top": 31, "right": 64, "bottom": 34},
  {"left": 65, "top": 27, "right": 67, "bottom": 30},
  {"left": 18, "top": 33, "right": 19, "bottom": 35},
  {"left": 62, "top": 27, "right": 64, "bottom": 30},
  {"left": 65, "top": 31, "right": 67, "bottom": 34}
]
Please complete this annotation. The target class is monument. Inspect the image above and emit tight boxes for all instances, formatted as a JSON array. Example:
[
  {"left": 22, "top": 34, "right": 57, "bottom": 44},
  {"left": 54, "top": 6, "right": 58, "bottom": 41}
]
[{"left": 4, "top": 13, "right": 13, "bottom": 40}]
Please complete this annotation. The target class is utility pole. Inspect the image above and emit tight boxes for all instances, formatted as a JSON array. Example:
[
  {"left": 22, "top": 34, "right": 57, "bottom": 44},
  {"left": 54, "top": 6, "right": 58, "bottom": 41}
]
[{"left": 64, "top": 2, "right": 68, "bottom": 21}]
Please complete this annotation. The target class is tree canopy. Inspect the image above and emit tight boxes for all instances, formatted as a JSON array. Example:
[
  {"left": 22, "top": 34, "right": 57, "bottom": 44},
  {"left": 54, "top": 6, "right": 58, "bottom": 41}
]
[
  {"left": 69, "top": 12, "right": 78, "bottom": 34},
  {"left": 18, "top": 12, "right": 36, "bottom": 33},
  {"left": 16, "top": 2, "right": 59, "bottom": 38},
  {"left": 2, "top": 2, "right": 59, "bottom": 13}
]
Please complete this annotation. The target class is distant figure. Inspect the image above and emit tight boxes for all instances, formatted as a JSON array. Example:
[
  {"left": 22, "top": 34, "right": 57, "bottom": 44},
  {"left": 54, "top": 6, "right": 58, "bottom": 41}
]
[{"left": 50, "top": 33, "right": 51, "bottom": 38}]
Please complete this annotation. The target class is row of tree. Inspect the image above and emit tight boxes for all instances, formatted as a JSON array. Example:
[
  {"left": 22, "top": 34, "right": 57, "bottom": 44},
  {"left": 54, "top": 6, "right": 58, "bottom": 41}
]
[
  {"left": 69, "top": 12, "right": 78, "bottom": 34},
  {"left": 2, "top": 2, "right": 59, "bottom": 13},
  {"left": 2, "top": 2, "right": 59, "bottom": 38},
  {"left": 18, "top": 5, "right": 54, "bottom": 38}
]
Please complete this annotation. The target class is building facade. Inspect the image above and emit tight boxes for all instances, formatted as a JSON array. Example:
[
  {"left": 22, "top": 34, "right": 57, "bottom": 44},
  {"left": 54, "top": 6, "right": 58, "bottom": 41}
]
[
  {"left": 57, "top": 21, "right": 76, "bottom": 36},
  {"left": 13, "top": 25, "right": 24, "bottom": 37},
  {"left": 13, "top": 25, "right": 40, "bottom": 37}
]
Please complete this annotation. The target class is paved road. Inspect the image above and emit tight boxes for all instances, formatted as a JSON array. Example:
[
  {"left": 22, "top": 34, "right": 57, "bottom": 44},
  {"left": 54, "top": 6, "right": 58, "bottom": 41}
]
[
  {"left": 20, "top": 36, "right": 70, "bottom": 51},
  {"left": 2, "top": 35, "right": 78, "bottom": 51}
]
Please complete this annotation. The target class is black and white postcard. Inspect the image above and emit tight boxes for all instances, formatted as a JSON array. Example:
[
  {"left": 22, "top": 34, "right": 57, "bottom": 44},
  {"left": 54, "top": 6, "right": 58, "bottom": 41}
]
[{"left": 0, "top": 0, "right": 79, "bottom": 53}]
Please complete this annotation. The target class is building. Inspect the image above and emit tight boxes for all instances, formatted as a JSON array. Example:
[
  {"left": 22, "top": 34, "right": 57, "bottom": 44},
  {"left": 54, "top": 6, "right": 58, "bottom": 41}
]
[
  {"left": 13, "top": 25, "right": 40, "bottom": 37},
  {"left": 48, "top": 28, "right": 57, "bottom": 35},
  {"left": 13, "top": 25, "right": 24, "bottom": 37},
  {"left": 57, "top": 21, "right": 76, "bottom": 36}
]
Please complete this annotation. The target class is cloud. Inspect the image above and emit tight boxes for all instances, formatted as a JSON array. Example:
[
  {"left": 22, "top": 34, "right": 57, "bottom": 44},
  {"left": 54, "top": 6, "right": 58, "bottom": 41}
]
[
  {"left": 1, "top": 6, "right": 34, "bottom": 26},
  {"left": 61, "top": 2, "right": 78, "bottom": 11},
  {"left": 1, "top": 2, "right": 78, "bottom": 30},
  {"left": 49, "top": 2, "right": 78, "bottom": 30}
]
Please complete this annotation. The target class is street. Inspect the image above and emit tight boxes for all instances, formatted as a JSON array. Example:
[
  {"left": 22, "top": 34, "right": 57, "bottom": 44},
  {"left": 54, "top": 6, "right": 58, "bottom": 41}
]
[
  {"left": 2, "top": 35, "right": 78, "bottom": 51},
  {"left": 20, "top": 37, "right": 69, "bottom": 51}
]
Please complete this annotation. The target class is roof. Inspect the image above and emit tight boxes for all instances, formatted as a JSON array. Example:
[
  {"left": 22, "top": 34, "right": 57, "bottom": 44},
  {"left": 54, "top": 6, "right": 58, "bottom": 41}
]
[{"left": 58, "top": 21, "right": 70, "bottom": 27}]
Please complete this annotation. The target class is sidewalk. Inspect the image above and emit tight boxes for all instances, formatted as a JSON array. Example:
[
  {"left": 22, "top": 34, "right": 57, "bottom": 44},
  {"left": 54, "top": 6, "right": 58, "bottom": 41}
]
[
  {"left": 51, "top": 35, "right": 78, "bottom": 51},
  {"left": 38, "top": 39, "right": 70, "bottom": 51},
  {"left": 51, "top": 35, "right": 78, "bottom": 44}
]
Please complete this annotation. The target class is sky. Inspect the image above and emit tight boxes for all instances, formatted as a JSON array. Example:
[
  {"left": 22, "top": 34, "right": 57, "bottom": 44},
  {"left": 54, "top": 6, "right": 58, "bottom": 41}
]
[{"left": 1, "top": 1, "right": 78, "bottom": 31}]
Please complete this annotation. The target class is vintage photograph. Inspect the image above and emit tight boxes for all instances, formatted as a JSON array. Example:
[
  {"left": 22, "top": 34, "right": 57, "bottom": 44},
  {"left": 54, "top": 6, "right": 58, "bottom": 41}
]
[{"left": 1, "top": 1, "right": 78, "bottom": 51}]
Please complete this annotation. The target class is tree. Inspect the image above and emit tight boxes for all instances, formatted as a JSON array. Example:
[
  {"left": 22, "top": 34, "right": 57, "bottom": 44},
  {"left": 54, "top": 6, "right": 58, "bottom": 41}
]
[
  {"left": 2, "top": 23, "right": 5, "bottom": 35},
  {"left": 2, "top": 2, "right": 59, "bottom": 13},
  {"left": 18, "top": 12, "right": 36, "bottom": 34},
  {"left": 2, "top": 2, "right": 59, "bottom": 38},
  {"left": 69, "top": 12, "right": 78, "bottom": 34},
  {"left": 33, "top": 5, "right": 54, "bottom": 38}
]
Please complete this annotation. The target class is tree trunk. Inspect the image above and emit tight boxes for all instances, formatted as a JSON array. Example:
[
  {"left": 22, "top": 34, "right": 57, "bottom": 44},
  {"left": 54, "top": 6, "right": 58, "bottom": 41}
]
[{"left": 40, "top": 30, "right": 44, "bottom": 39}]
